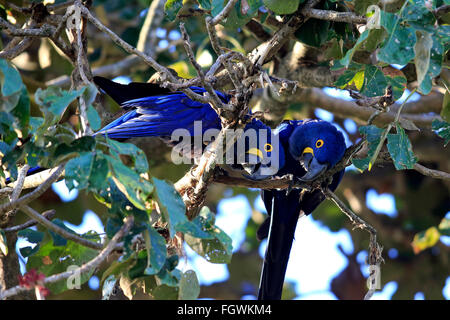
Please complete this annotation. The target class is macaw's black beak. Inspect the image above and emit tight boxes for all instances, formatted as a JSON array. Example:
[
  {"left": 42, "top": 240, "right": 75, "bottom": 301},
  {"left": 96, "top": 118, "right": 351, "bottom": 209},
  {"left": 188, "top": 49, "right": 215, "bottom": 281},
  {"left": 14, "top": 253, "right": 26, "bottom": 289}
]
[{"left": 298, "top": 148, "right": 328, "bottom": 181}]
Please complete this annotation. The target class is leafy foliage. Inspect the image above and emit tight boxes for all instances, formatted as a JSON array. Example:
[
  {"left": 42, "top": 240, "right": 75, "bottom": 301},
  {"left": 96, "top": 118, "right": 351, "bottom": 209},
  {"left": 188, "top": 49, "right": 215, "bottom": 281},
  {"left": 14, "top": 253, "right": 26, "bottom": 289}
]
[
  {"left": 0, "top": 0, "right": 448, "bottom": 301},
  {"left": 0, "top": 56, "right": 231, "bottom": 299}
]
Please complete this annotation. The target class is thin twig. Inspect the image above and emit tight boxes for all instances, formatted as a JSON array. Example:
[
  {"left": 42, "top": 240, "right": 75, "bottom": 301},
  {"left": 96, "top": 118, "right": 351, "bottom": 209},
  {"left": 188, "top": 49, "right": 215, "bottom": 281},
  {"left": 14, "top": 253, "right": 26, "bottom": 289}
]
[
  {"left": 3, "top": 210, "right": 56, "bottom": 233},
  {"left": 20, "top": 205, "right": 103, "bottom": 251},
  {"left": 80, "top": 5, "right": 219, "bottom": 107},
  {"left": 413, "top": 163, "right": 450, "bottom": 181},
  {"left": 0, "top": 163, "right": 66, "bottom": 215},
  {"left": 0, "top": 216, "right": 133, "bottom": 300},
  {"left": 209, "top": 0, "right": 238, "bottom": 26},
  {"left": 179, "top": 22, "right": 231, "bottom": 113},
  {"left": 323, "top": 188, "right": 382, "bottom": 300}
]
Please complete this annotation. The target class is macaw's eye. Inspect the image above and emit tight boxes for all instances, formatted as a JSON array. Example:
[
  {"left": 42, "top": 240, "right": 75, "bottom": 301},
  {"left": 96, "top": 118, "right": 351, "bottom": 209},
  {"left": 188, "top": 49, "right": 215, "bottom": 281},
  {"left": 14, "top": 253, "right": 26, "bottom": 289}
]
[
  {"left": 264, "top": 143, "right": 273, "bottom": 152},
  {"left": 316, "top": 139, "right": 324, "bottom": 148}
]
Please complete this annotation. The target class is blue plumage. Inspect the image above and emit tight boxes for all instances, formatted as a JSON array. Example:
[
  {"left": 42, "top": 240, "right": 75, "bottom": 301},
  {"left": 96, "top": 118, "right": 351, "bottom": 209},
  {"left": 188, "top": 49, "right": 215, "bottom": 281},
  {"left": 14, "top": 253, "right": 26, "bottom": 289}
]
[
  {"left": 93, "top": 77, "right": 348, "bottom": 300},
  {"left": 95, "top": 86, "right": 227, "bottom": 139}
]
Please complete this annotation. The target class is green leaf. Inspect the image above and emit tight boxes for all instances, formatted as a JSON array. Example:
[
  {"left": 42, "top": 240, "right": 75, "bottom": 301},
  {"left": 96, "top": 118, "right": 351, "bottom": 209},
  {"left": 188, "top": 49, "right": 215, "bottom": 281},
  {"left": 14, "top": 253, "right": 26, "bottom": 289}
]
[
  {"left": 153, "top": 178, "right": 188, "bottom": 238},
  {"left": 431, "top": 119, "right": 450, "bottom": 146},
  {"left": 88, "top": 153, "right": 110, "bottom": 190},
  {"left": 361, "top": 65, "right": 388, "bottom": 97},
  {"left": 354, "top": 0, "right": 378, "bottom": 15},
  {"left": 378, "top": 11, "right": 417, "bottom": 65},
  {"left": 19, "top": 245, "right": 40, "bottom": 258},
  {"left": 387, "top": 125, "right": 417, "bottom": 170},
  {"left": 11, "top": 87, "right": 30, "bottom": 132},
  {"left": 383, "top": 67, "right": 407, "bottom": 101},
  {"left": 18, "top": 228, "right": 45, "bottom": 244},
  {"left": 198, "top": 0, "right": 212, "bottom": 10},
  {"left": 412, "top": 226, "right": 440, "bottom": 254},
  {"left": 107, "top": 138, "right": 149, "bottom": 173},
  {"left": 65, "top": 152, "right": 94, "bottom": 190},
  {"left": 339, "top": 30, "right": 369, "bottom": 68},
  {"left": 54, "top": 136, "right": 96, "bottom": 160},
  {"left": 212, "top": 0, "right": 262, "bottom": 29},
  {"left": 402, "top": 0, "right": 436, "bottom": 26},
  {"left": 178, "top": 270, "right": 200, "bottom": 300},
  {"left": 441, "top": 91, "right": 450, "bottom": 122},
  {"left": 101, "top": 254, "right": 137, "bottom": 284},
  {"left": 0, "top": 229, "right": 7, "bottom": 256},
  {"left": 87, "top": 105, "right": 102, "bottom": 131},
  {"left": 164, "top": 0, "right": 183, "bottom": 20},
  {"left": 364, "top": 28, "right": 386, "bottom": 52},
  {"left": 352, "top": 125, "right": 384, "bottom": 171},
  {"left": 152, "top": 284, "right": 179, "bottom": 299},
  {"left": 0, "top": 58, "right": 23, "bottom": 97},
  {"left": 184, "top": 207, "right": 232, "bottom": 263},
  {"left": 106, "top": 155, "right": 153, "bottom": 210},
  {"left": 35, "top": 86, "right": 85, "bottom": 117},
  {"left": 27, "top": 238, "right": 98, "bottom": 294},
  {"left": 144, "top": 226, "right": 167, "bottom": 275},
  {"left": 295, "top": 18, "right": 330, "bottom": 47},
  {"left": 185, "top": 227, "right": 232, "bottom": 263},
  {"left": 263, "top": 0, "right": 300, "bottom": 15},
  {"left": 47, "top": 219, "right": 80, "bottom": 246}
]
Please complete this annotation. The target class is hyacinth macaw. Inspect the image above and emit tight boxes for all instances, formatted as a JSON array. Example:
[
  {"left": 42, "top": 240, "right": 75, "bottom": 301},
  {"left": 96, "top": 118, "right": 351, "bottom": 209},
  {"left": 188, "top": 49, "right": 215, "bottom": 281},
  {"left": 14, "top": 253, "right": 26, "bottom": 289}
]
[
  {"left": 256, "top": 120, "right": 346, "bottom": 300},
  {"left": 50, "top": 76, "right": 346, "bottom": 300}
]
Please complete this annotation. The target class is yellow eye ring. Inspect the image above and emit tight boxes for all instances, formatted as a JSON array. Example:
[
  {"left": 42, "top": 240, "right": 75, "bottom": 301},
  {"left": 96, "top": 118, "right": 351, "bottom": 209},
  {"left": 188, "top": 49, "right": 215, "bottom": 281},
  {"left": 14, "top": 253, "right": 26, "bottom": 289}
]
[
  {"left": 264, "top": 143, "right": 273, "bottom": 152},
  {"left": 316, "top": 139, "right": 324, "bottom": 148}
]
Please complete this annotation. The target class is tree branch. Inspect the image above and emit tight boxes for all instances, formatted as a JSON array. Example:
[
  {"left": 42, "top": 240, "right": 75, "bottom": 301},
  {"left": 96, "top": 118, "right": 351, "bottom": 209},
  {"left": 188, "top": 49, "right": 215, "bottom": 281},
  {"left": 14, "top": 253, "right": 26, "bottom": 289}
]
[
  {"left": 3, "top": 210, "right": 56, "bottom": 234},
  {"left": 20, "top": 205, "right": 103, "bottom": 250},
  {"left": 0, "top": 215, "right": 133, "bottom": 300}
]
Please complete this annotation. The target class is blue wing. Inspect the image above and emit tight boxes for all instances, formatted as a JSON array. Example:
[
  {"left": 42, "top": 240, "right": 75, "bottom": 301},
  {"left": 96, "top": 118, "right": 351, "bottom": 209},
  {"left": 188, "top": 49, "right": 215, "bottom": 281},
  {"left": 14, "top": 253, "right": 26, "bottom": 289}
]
[{"left": 94, "top": 77, "right": 229, "bottom": 139}]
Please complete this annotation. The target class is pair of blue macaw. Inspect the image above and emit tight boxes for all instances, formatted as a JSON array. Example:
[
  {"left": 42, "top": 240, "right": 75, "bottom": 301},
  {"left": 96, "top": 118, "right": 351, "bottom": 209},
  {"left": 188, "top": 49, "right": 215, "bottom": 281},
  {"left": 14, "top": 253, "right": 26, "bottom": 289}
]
[{"left": 94, "top": 76, "right": 347, "bottom": 300}]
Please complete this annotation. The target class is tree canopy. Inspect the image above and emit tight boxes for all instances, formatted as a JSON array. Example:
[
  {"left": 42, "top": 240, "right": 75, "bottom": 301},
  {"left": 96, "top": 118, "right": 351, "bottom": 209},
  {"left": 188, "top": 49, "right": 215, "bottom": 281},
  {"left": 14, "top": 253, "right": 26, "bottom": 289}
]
[{"left": 0, "top": 0, "right": 449, "bottom": 300}]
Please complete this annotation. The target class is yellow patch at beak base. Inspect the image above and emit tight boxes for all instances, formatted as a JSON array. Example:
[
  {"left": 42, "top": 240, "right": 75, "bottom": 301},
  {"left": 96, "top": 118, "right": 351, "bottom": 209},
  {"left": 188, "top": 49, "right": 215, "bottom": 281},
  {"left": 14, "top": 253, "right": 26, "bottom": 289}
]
[
  {"left": 247, "top": 148, "right": 264, "bottom": 160},
  {"left": 302, "top": 147, "right": 314, "bottom": 156}
]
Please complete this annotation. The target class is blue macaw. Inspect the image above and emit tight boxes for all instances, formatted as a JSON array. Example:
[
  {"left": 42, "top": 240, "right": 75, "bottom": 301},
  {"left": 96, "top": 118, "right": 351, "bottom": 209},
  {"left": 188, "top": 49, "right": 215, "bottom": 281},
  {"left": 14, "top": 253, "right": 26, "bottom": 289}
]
[
  {"left": 256, "top": 120, "right": 346, "bottom": 300},
  {"left": 96, "top": 77, "right": 348, "bottom": 299}
]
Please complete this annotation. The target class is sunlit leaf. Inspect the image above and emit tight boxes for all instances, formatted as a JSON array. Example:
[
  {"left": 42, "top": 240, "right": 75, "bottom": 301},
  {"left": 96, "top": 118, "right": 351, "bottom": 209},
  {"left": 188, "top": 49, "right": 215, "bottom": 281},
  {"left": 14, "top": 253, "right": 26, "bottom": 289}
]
[{"left": 412, "top": 226, "right": 440, "bottom": 254}]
